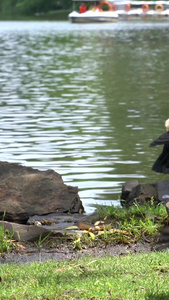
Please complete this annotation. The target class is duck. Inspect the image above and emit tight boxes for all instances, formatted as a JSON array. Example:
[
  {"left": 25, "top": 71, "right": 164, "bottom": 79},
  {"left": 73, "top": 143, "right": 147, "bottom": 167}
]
[{"left": 150, "top": 119, "right": 169, "bottom": 174}]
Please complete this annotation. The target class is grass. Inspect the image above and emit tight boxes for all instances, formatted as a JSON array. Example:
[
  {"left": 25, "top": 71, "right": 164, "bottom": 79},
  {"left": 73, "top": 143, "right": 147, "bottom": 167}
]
[
  {"left": 0, "top": 203, "right": 169, "bottom": 299},
  {"left": 0, "top": 213, "right": 16, "bottom": 254},
  {"left": 73, "top": 203, "right": 169, "bottom": 249},
  {"left": 1, "top": 251, "right": 169, "bottom": 299},
  {"left": 0, "top": 226, "right": 14, "bottom": 253},
  {"left": 34, "top": 233, "right": 51, "bottom": 262},
  {"left": 95, "top": 201, "right": 168, "bottom": 223}
]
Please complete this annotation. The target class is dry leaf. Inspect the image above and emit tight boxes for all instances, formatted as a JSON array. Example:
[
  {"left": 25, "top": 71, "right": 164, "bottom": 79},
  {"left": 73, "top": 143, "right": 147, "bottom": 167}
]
[
  {"left": 55, "top": 269, "right": 65, "bottom": 273},
  {"left": 17, "top": 244, "right": 27, "bottom": 249},
  {"left": 78, "top": 222, "right": 92, "bottom": 230},
  {"left": 88, "top": 227, "right": 96, "bottom": 232},
  {"left": 97, "top": 231, "right": 105, "bottom": 235},
  {"left": 7, "top": 240, "right": 17, "bottom": 243},
  {"left": 94, "top": 221, "right": 105, "bottom": 226},
  {"left": 94, "top": 221, "right": 111, "bottom": 230},
  {"left": 88, "top": 232, "right": 95, "bottom": 240},
  {"left": 108, "top": 229, "right": 130, "bottom": 235},
  {"left": 65, "top": 226, "right": 78, "bottom": 230}
]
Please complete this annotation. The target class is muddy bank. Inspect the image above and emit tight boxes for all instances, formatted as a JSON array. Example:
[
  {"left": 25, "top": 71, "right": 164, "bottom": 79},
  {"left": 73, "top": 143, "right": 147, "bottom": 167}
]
[
  {"left": 0, "top": 210, "right": 168, "bottom": 264},
  {"left": 0, "top": 237, "right": 154, "bottom": 265}
]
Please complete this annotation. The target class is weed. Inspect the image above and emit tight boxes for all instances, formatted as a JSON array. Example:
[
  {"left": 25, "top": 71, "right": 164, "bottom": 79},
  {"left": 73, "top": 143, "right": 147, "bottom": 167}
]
[
  {"left": 0, "top": 226, "right": 15, "bottom": 254},
  {"left": 0, "top": 212, "right": 16, "bottom": 254},
  {"left": 34, "top": 233, "right": 51, "bottom": 262}
]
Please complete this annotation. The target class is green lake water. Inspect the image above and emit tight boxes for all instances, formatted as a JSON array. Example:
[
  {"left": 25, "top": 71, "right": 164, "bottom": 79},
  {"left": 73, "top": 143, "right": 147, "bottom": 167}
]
[{"left": 0, "top": 20, "right": 169, "bottom": 213}]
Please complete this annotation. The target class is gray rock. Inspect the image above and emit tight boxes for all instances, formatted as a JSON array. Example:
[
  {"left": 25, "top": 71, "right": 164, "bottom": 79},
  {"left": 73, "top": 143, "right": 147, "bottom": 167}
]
[
  {"left": 0, "top": 161, "right": 84, "bottom": 222},
  {"left": 158, "top": 181, "right": 169, "bottom": 204},
  {"left": 0, "top": 220, "right": 51, "bottom": 242},
  {"left": 120, "top": 180, "right": 139, "bottom": 206},
  {"left": 0, "top": 212, "right": 96, "bottom": 242},
  {"left": 152, "top": 222, "right": 169, "bottom": 251},
  {"left": 27, "top": 212, "right": 89, "bottom": 230},
  {"left": 121, "top": 181, "right": 159, "bottom": 208}
]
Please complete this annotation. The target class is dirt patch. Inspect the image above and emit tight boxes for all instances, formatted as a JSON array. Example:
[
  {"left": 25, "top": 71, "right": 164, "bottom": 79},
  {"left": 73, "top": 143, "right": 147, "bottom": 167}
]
[{"left": 0, "top": 237, "right": 154, "bottom": 264}]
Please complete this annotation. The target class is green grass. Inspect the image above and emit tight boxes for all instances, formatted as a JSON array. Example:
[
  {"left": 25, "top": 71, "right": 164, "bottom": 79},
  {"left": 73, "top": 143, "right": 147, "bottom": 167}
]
[
  {"left": 72, "top": 203, "right": 169, "bottom": 249},
  {"left": 95, "top": 202, "right": 168, "bottom": 223},
  {"left": 96, "top": 203, "right": 168, "bottom": 234},
  {"left": 0, "top": 224, "right": 15, "bottom": 254},
  {"left": 0, "top": 203, "right": 169, "bottom": 299},
  {"left": 1, "top": 251, "right": 169, "bottom": 299}
]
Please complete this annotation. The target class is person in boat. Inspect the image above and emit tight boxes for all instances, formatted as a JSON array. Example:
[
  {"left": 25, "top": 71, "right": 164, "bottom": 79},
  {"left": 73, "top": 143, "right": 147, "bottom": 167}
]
[
  {"left": 79, "top": 2, "right": 88, "bottom": 13},
  {"left": 150, "top": 119, "right": 169, "bottom": 173}
]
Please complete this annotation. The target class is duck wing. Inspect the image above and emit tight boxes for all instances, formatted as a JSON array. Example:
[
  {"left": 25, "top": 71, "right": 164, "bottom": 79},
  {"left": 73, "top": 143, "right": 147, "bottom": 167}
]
[{"left": 150, "top": 132, "right": 169, "bottom": 147}]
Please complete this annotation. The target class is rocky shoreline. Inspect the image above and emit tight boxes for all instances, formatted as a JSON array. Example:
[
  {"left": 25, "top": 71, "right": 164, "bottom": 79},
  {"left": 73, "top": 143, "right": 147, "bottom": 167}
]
[
  {"left": 0, "top": 162, "right": 169, "bottom": 264},
  {"left": 0, "top": 211, "right": 162, "bottom": 265}
]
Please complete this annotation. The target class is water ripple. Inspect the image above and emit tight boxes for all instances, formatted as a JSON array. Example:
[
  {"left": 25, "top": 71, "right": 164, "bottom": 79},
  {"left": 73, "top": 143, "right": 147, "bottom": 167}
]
[{"left": 1, "top": 21, "right": 169, "bottom": 212}]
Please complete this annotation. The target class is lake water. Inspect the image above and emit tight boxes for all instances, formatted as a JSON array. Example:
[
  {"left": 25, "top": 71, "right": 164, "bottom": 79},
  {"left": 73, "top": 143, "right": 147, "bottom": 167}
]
[{"left": 0, "top": 20, "right": 169, "bottom": 213}]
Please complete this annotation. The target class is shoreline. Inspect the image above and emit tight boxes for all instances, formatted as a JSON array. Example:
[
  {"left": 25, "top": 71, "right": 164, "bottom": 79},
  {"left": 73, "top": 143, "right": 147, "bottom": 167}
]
[
  {"left": 0, "top": 238, "right": 153, "bottom": 265},
  {"left": 0, "top": 10, "right": 70, "bottom": 21},
  {"left": 0, "top": 210, "right": 162, "bottom": 265}
]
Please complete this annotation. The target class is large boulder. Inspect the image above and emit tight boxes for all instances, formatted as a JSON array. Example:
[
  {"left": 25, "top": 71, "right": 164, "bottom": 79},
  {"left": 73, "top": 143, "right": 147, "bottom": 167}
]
[{"left": 0, "top": 161, "right": 84, "bottom": 223}]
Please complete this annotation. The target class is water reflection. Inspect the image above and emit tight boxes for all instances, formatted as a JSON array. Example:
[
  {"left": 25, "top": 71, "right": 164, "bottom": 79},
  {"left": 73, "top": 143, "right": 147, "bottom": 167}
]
[{"left": 0, "top": 21, "right": 169, "bottom": 213}]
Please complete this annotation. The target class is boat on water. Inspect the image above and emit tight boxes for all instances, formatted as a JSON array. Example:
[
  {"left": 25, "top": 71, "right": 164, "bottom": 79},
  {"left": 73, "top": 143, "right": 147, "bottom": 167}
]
[
  {"left": 69, "top": 0, "right": 118, "bottom": 22},
  {"left": 117, "top": 1, "right": 169, "bottom": 19},
  {"left": 68, "top": 0, "right": 169, "bottom": 23}
]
